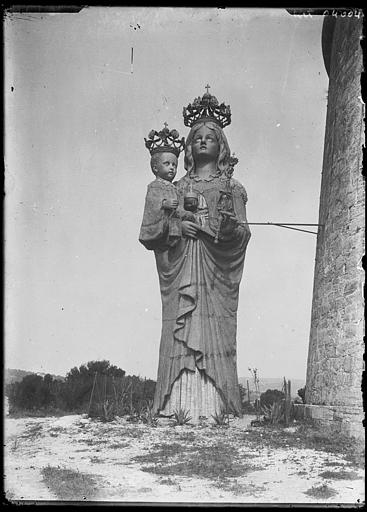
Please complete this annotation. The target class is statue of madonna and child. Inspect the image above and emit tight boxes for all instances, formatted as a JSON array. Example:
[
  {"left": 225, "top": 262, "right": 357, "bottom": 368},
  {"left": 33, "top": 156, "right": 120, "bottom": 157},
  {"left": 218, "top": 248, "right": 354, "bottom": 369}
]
[{"left": 139, "top": 87, "right": 251, "bottom": 421}]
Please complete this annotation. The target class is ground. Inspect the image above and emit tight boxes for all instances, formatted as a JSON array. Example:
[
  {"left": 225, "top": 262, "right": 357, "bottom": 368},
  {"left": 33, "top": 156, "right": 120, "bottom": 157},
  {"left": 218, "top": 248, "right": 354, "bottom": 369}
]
[{"left": 3, "top": 412, "right": 365, "bottom": 505}]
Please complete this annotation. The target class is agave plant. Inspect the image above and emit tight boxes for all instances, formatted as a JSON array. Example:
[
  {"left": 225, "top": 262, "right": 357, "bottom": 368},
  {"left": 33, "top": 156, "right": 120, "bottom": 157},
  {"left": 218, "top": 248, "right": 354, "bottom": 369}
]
[
  {"left": 211, "top": 408, "right": 229, "bottom": 427},
  {"left": 141, "top": 400, "right": 159, "bottom": 427},
  {"left": 172, "top": 407, "right": 192, "bottom": 426},
  {"left": 261, "top": 401, "right": 284, "bottom": 425},
  {"left": 102, "top": 399, "right": 115, "bottom": 422}
]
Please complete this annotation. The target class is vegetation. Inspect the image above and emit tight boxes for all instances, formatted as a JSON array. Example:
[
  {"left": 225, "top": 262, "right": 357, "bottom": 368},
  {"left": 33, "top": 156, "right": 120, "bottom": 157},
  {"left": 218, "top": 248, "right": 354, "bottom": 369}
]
[
  {"left": 319, "top": 470, "right": 362, "bottom": 480},
  {"left": 6, "top": 360, "right": 156, "bottom": 420},
  {"left": 5, "top": 368, "right": 62, "bottom": 385},
  {"left": 126, "top": 399, "right": 159, "bottom": 426},
  {"left": 6, "top": 373, "right": 66, "bottom": 412},
  {"left": 241, "top": 401, "right": 257, "bottom": 415},
  {"left": 261, "top": 401, "right": 284, "bottom": 425},
  {"left": 133, "top": 441, "right": 261, "bottom": 483},
  {"left": 172, "top": 407, "right": 192, "bottom": 426},
  {"left": 240, "top": 422, "right": 364, "bottom": 469},
  {"left": 211, "top": 408, "right": 230, "bottom": 427},
  {"left": 239, "top": 383, "right": 256, "bottom": 414},
  {"left": 259, "top": 389, "right": 285, "bottom": 409},
  {"left": 41, "top": 466, "right": 99, "bottom": 500},
  {"left": 63, "top": 360, "right": 125, "bottom": 413},
  {"left": 251, "top": 378, "right": 293, "bottom": 426},
  {"left": 297, "top": 386, "right": 306, "bottom": 403},
  {"left": 248, "top": 367, "right": 261, "bottom": 420},
  {"left": 303, "top": 483, "right": 338, "bottom": 499}
]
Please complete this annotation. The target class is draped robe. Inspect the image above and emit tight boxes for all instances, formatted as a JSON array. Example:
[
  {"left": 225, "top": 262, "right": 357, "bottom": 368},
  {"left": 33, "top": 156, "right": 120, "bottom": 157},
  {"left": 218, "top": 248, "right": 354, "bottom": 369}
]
[
  {"left": 138, "top": 177, "right": 182, "bottom": 251},
  {"left": 139, "top": 173, "right": 251, "bottom": 417}
]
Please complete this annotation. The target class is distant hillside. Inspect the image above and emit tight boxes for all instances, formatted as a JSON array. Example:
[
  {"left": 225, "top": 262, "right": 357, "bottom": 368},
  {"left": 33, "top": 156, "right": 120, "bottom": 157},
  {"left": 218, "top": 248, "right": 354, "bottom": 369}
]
[
  {"left": 239, "top": 377, "right": 305, "bottom": 399},
  {"left": 5, "top": 368, "right": 65, "bottom": 386}
]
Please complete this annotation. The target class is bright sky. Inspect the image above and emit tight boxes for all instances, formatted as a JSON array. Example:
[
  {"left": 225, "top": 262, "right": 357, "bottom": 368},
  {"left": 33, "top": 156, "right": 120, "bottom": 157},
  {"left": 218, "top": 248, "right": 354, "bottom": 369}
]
[{"left": 5, "top": 7, "right": 328, "bottom": 381}]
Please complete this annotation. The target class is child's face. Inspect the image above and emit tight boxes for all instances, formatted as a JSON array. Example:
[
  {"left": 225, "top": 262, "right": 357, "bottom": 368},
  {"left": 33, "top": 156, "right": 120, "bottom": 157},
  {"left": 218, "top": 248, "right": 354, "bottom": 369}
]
[{"left": 153, "top": 152, "right": 178, "bottom": 181}]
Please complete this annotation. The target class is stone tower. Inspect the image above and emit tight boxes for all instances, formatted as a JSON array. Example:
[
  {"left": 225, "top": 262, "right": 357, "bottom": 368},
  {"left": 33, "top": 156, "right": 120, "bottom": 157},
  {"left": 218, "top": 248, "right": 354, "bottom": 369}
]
[{"left": 304, "top": 15, "right": 364, "bottom": 439}]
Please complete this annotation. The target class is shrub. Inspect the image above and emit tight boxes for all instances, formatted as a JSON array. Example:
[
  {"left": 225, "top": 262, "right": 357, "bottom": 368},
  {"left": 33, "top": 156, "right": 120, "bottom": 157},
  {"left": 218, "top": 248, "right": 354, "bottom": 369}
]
[
  {"left": 297, "top": 386, "right": 306, "bottom": 403},
  {"left": 259, "top": 389, "right": 285, "bottom": 409}
]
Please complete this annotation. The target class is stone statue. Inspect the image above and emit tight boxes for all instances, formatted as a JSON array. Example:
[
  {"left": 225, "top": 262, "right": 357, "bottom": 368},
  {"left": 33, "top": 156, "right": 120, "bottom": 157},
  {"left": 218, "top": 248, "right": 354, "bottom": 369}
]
[{"left": 139, "top": 88, "right": 251, "bottom": 421}]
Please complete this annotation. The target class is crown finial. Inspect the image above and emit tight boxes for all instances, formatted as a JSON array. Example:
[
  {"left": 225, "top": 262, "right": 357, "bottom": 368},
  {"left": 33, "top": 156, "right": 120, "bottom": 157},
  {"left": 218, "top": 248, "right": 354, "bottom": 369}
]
[
  {"left": 145, "top": 123, "right": 185, "bottom": 157},
  {"left": 183, "top": 87, "right": 231, "bottom": 128}
]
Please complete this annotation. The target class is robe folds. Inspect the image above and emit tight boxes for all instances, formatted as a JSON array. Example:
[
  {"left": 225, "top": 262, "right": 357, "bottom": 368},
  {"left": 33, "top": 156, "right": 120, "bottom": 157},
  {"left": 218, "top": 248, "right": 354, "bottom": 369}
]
[{"left": 139, "top": 174, "right": 251, "bottom": 417}]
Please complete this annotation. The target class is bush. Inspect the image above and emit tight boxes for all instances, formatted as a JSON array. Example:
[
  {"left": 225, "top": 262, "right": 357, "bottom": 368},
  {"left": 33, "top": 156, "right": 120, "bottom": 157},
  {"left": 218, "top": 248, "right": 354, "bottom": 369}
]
[
  {"left": 260, "top": 389, "right": 285, "bottom": 409},
  {"left": 297, "top": 386, "right": 306, "bottom": 403}
]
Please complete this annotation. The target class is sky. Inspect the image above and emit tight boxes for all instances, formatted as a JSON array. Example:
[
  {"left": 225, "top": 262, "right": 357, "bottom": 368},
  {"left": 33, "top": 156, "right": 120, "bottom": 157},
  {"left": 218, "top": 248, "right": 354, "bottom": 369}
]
[{"left": 4, "top": 7, "right": 329, "bottom": 382}]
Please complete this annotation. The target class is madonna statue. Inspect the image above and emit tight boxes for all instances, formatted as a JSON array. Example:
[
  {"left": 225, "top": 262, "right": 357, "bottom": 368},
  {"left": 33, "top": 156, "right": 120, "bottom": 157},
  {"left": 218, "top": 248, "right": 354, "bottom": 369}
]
[{"left": 139, "top": 88, "right": 251, "bottom": 421}]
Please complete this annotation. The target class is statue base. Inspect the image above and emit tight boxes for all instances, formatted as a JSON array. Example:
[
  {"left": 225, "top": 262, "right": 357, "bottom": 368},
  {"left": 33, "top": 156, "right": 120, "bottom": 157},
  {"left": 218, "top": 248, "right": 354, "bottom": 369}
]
[{"left": 160, "top": 367, "right": 224, "bottom": 422}]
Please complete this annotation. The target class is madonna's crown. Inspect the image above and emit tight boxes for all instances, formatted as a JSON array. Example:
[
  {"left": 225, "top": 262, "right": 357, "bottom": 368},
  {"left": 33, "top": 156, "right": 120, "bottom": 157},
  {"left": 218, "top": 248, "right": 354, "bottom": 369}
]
[
  {"left": 183, "top": 85, "right": 231, "bottom": 129},
  {"left": 145, "top": 122, "right": 185, "bottom": 157}
]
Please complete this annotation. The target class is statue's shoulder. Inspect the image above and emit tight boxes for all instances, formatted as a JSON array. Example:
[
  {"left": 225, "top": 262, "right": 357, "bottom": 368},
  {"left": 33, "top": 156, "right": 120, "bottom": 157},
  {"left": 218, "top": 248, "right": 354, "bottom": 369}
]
[
  {"left": 230, "top": 177, "right": 248, "bottom": 204},
  {"left": 148, "top": 178, "right": 174, "bottom": 190},
  {"left": 147, "top": 179, "right": 157, "bottom": 188}
]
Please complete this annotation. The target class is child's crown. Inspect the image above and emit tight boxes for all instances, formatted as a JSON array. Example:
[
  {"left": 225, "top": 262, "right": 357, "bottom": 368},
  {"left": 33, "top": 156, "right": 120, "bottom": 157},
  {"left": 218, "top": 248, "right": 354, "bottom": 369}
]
[
  {"left": 145, "top": 123, "right": 185, "bottom": 157},
  {"left": 183, "top": 84, "right": 231, "bottom": 129}
]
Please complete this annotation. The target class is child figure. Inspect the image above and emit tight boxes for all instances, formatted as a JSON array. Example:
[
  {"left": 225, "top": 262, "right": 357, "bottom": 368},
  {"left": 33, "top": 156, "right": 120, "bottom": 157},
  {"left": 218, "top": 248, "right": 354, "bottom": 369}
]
[{"left": 139, "top": 124, "right": 193, "bottom": 251}]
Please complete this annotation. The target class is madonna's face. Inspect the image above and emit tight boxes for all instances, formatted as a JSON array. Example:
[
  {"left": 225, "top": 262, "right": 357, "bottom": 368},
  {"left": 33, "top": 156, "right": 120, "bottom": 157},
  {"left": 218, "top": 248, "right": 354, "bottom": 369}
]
[{"left": 191, "top": 125, "right": 220, "bottom": 162}]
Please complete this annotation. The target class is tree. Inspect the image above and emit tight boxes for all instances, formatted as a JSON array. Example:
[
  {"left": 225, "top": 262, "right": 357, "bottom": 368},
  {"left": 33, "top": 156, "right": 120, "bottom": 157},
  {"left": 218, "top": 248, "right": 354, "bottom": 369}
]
[
  {"left": 7, "top": 374, "right": 51, "bottom": 410},
  {"left": 62, "top": 360, "right": 126, "bottom": 412}
]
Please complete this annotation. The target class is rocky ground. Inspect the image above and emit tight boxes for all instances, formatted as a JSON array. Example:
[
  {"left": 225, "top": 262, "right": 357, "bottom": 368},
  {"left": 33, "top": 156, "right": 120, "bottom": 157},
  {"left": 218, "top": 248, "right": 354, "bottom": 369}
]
[{"left": 3, "top": 412, "right": 365, "bottom": 505}]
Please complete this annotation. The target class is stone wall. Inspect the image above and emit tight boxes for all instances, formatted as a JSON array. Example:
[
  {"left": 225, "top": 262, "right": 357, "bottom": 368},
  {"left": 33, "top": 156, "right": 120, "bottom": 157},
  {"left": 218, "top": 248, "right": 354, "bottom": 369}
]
[
  {"left": 305, "top": 16, "right": 364, "bottom": 436},
  {"left": 294, "top": 404, "right": 363, "bottom": 440}
]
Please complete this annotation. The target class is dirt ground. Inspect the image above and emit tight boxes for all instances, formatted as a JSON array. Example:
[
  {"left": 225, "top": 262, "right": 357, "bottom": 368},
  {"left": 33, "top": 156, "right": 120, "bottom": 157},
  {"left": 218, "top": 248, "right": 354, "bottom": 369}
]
[{"left": 3, "top": 412, "right": 365, "bottom": 505}]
